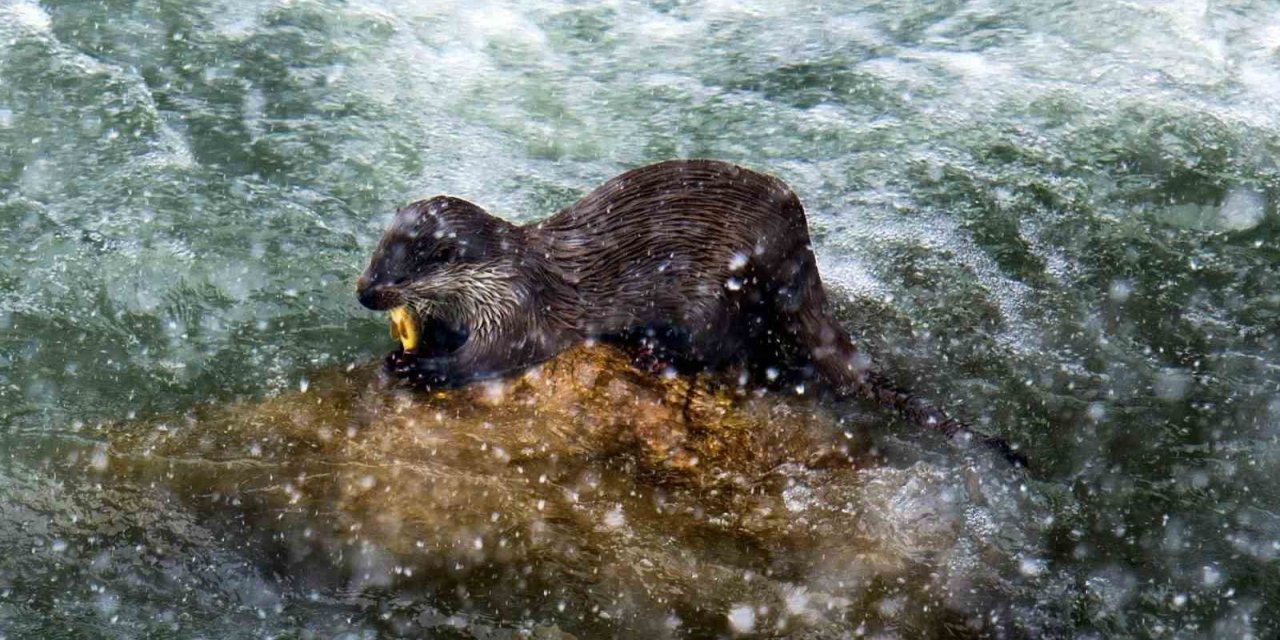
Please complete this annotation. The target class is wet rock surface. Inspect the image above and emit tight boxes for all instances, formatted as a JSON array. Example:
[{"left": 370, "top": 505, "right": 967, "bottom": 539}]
[{"left": 19, "top": 345, "right": 1059, "bottom": 638}]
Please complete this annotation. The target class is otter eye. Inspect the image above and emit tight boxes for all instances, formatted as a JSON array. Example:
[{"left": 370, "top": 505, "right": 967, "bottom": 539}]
[{"left": 431, "top": 246, "right": 458, "bottom": 262}]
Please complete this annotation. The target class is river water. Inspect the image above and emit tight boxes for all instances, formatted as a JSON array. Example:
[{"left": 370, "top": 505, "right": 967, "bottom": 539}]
[{"left": 1, "top": 0, "right": 1278, "bottom": 637}]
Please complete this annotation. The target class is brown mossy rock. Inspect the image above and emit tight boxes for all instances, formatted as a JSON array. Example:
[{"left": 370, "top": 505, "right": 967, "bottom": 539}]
[
  {"left": 87, "top": 344, "right": 1041, "bottom": 638},
  {"left": 105, "top": 343, "right": 856, "bottom": 492}
]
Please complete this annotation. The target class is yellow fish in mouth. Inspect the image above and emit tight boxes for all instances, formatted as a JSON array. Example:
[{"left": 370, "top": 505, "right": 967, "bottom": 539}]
[{"left": 388, "top": 306, "right": 419, "bottom": 352}]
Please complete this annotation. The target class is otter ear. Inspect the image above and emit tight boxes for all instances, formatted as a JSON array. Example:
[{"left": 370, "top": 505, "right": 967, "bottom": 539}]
[
  {"left": 392, "top": 197, "right": 453, "bottom": 240},
  {"left": 397, "top": 195, "right": 479, "bottom": 228}
]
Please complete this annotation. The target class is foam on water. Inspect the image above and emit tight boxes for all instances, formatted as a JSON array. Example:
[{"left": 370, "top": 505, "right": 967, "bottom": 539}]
[
  {"left": 1219, "top": 187, "right": 1268, "bottom": 231},
  {"left": 3, "top": 1, "right": 51, "bottom": 33}
]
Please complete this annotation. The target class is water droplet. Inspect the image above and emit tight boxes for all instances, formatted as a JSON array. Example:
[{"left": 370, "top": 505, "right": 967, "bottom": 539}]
[
  {"left": 1108, "top": 279, "right": 1132, "bottom": 302},
  {"left": 727, "top": 604, "right": 755, "bottom": 634},
  {"left": 1019, "top": 556, "right": 1046, "bottom": 577},
  {"left": 90, "top": 447, "right": 108, "bottom": 472},
  {"left": 603, "top": 506, "right": 625, "bottom": 529},
  {"left": 1219, "top": 187, "right": 1267, "bottom": 231},
  {"left": 1086, "top": 402, "right": 1106, "bottom": 422}
]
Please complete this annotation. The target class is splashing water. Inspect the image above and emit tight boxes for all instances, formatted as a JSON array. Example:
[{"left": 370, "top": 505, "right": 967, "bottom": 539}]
[{"left": 1, "top": 0, "right": 1278, "bottom": 637}]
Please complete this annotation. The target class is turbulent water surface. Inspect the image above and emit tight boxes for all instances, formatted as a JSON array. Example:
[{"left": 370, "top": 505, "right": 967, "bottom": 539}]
[{"left": 2, "top": 0, "right": 1279, "bottom": 637}]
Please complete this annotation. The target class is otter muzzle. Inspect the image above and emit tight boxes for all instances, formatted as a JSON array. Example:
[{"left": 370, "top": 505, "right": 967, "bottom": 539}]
[{"left": 388, "top": 307, "right": 419, "bottom": 352}]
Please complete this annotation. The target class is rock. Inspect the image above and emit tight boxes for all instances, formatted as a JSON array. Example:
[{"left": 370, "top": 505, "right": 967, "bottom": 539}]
[{"left": 83, "top": 344, "right": 1051, "bottom": 637}]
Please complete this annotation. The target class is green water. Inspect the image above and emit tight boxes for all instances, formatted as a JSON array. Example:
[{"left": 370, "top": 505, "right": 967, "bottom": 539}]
[{"left": 2, "top": 0, "right": 1278, "bottom": 637}]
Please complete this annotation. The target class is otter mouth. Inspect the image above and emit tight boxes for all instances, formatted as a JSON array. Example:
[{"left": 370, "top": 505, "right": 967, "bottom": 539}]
[{"left": 387, "top": 306, "right": 469, "bottom": 357}]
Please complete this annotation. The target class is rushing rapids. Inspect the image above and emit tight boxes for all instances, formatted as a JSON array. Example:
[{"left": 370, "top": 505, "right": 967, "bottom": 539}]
[{"left": 1, "top": 0, "right": 1278, "bottom": 636}]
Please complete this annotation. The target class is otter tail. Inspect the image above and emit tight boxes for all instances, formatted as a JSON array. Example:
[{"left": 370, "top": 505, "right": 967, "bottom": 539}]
[
  {"left": 788, "top": 280, "right": 1026, "bottom": 467},
  {"left": 847, "top": 369, "right": 1027, "bottom": 467}
]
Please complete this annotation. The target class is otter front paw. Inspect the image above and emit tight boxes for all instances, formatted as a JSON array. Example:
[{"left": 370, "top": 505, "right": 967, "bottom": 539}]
[
  {"left": 383, "top": 351, "right": 453, "bottom": 388},
  {"left": 383, "top": 349, "right": 416, "bottom": 375},
  {"left": 630, "top": 337, "right": 683, "bottom": 377}
]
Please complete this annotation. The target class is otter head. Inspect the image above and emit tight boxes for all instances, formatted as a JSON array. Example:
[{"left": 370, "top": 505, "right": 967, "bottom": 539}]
[{"left": 357, "top": 196, "right": 522, "bottom": 354}]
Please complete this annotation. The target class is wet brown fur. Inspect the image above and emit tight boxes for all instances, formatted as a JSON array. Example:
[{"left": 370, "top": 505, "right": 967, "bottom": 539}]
[{"left": 357, "top": 160, "right": 1022, "bottom": 464}]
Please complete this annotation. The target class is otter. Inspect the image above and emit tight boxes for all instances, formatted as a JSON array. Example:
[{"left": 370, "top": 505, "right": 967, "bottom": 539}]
[{"left": 357, "top": 159, "right": 1023, "bottom": 465}]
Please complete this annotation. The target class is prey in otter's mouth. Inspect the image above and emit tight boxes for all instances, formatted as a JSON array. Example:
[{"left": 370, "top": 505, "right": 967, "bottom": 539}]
[
  {"left": 356, "top": 160, "right": 1024, "bottom": 465},
  {"left": 386, "top": 307, "right": 468, "bottom": 358}
]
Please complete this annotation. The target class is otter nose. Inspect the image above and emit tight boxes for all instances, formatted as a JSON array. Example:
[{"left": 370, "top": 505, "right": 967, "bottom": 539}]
[{"left": 356, "top": 280, "right": 404, "bottom": 310}]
